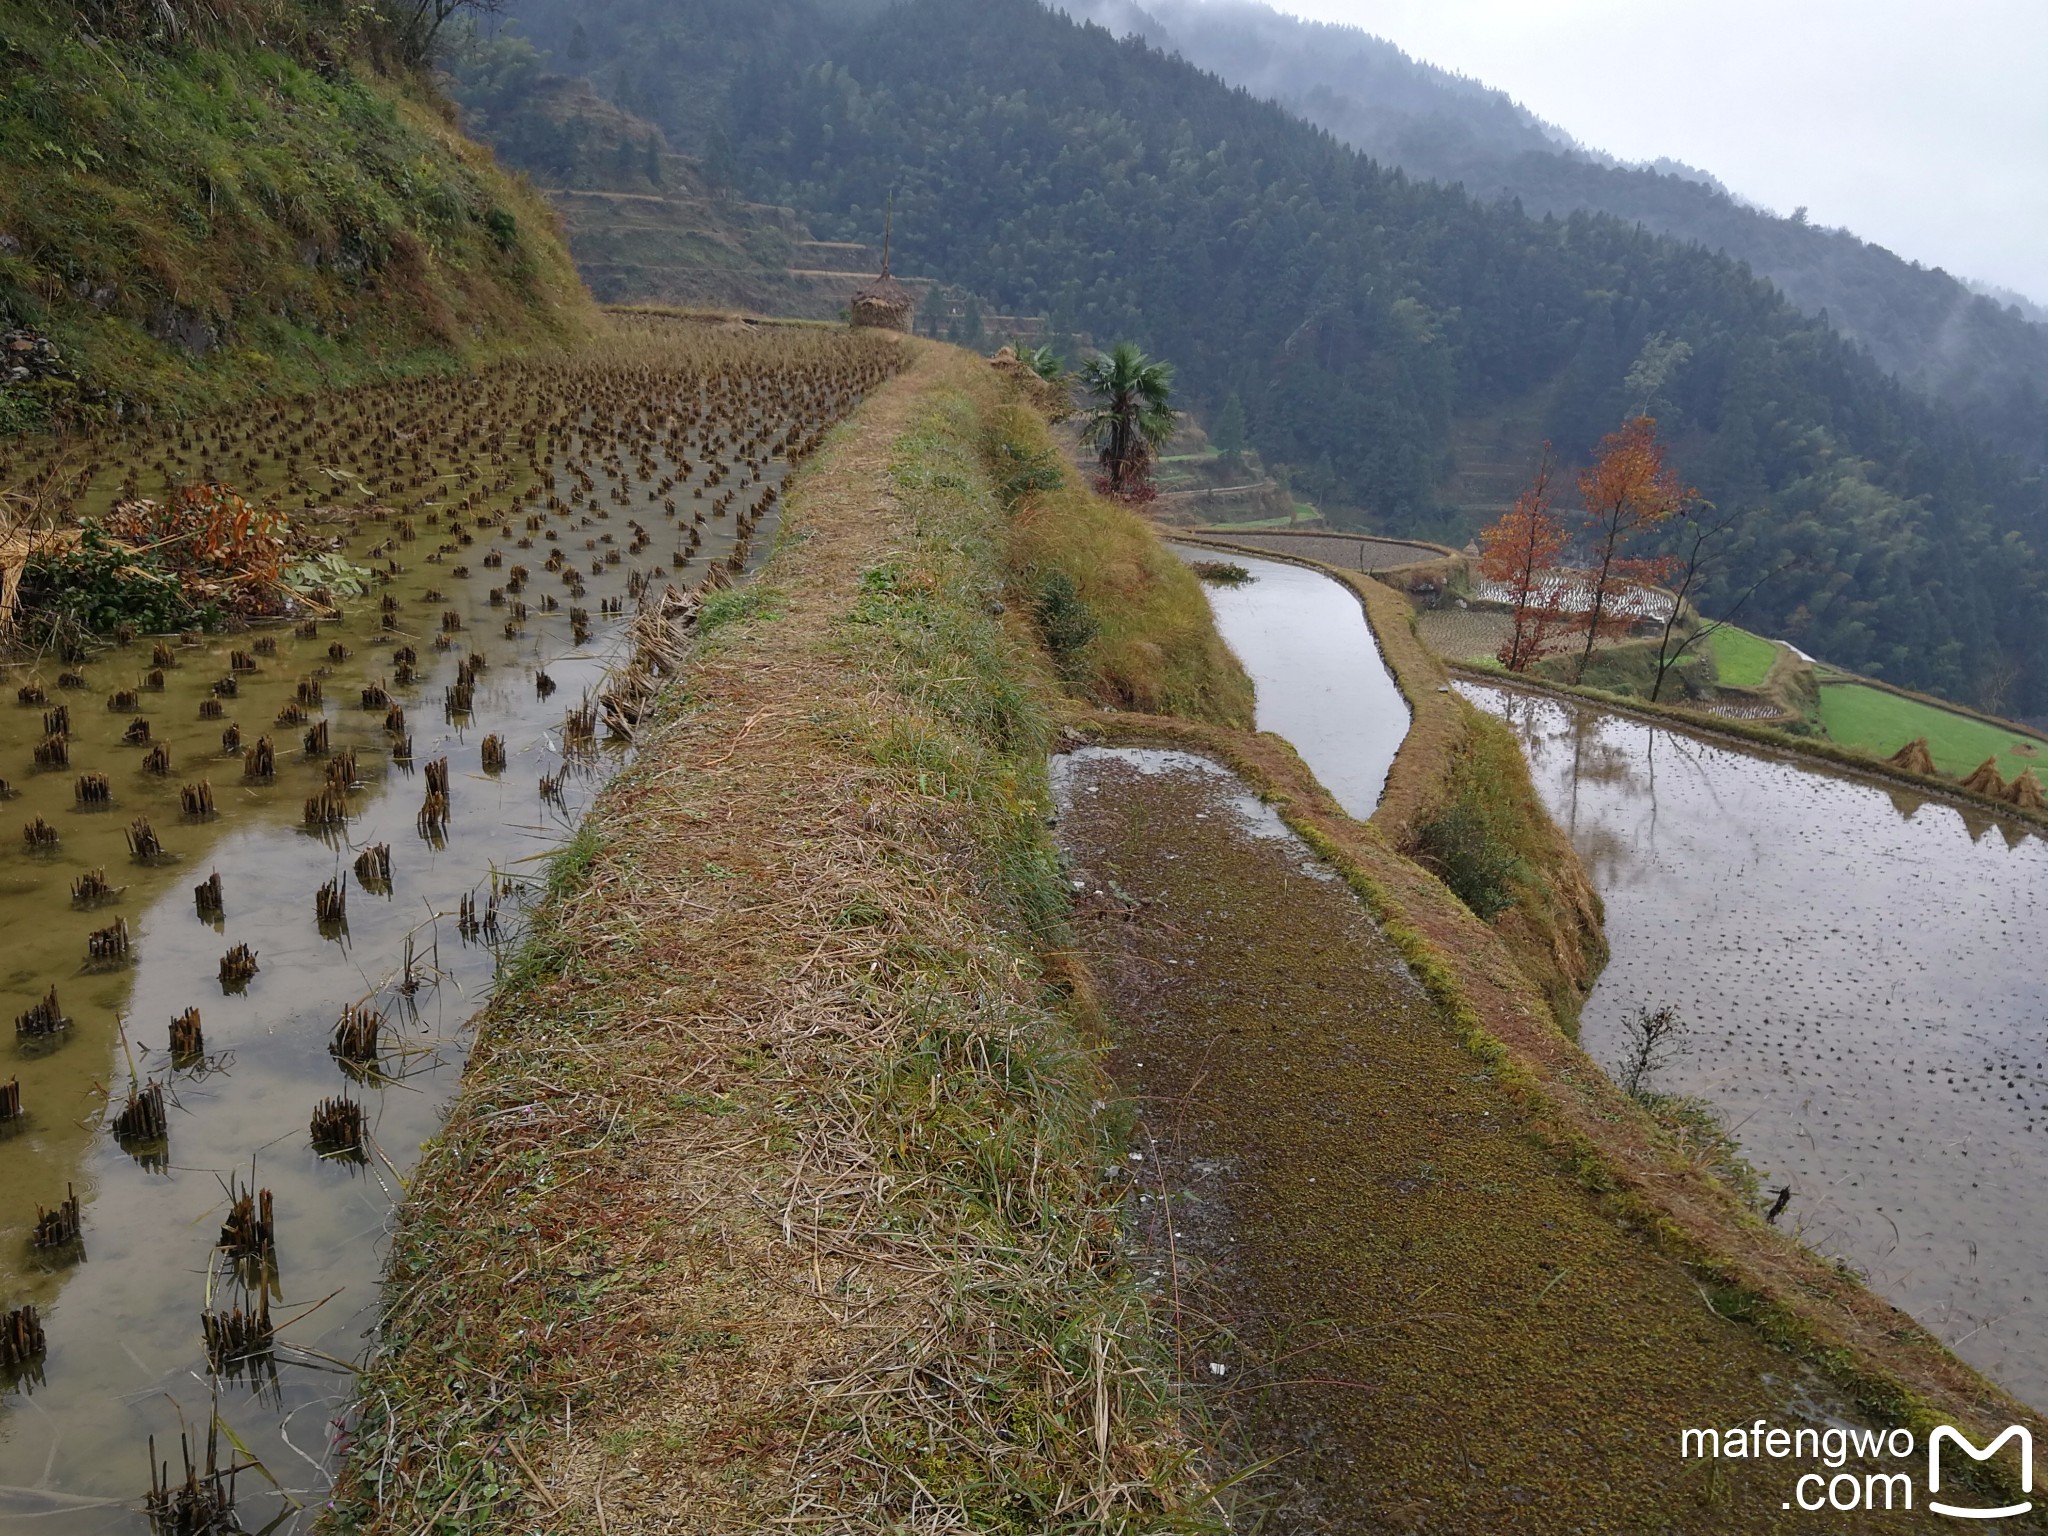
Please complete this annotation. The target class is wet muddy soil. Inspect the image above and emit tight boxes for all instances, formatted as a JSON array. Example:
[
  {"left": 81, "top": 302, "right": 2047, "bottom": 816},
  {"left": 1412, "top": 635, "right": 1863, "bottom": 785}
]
[{"left": 1053, "top": 745, "right": 1874, "bottom": 1534}]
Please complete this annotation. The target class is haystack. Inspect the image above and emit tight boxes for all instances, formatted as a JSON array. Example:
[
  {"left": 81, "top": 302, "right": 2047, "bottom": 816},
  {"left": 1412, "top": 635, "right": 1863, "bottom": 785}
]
[
  {"left": 849, "top": 194, "right": 917, "bottom": 333},
  {"left": 0, "top": 521, "right": 81, "bottom": 639},
  {"left": 989, "top": 346, "right": 1070, "bottom": 418},
  {"left": 850, "top": 272, "right": 916, "bottom": 333},
  {"left": 1886, "top": 737, "right": 1937, "bottom": 777},
  {"left": 2005, "top": 768, "right": 2047, "bottom": 812},
  {"left": 1959, "top": 757, "right": 2009, "bottom": 799},
  {"left": 0, "top": 524, "right": 29, "bottom": 638}
]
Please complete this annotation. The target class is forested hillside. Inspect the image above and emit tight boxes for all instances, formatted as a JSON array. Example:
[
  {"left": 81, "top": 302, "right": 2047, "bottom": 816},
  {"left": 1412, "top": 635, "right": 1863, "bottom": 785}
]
[
  {"left": 1062, "top": 0, "right": 2048, "bottom": 469},
  {"left": 485, "top": 0, "right": 2048, "bottom": 717},
  {"left": 0, "top": 0, "right": 590, "bottom": 437}
]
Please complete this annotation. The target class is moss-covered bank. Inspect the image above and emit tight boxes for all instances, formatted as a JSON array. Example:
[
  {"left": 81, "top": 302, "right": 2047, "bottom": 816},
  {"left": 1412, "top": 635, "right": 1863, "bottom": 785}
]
[
  {"left": 1058, "top": 745, "right": 1851, "bottom": 1530},
  {"left": 0, "top": 0, "right": 592, "bottom": 437}
]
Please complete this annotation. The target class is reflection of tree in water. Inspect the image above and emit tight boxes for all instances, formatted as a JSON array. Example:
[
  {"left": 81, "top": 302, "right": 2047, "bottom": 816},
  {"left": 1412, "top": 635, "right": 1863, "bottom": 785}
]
[
  {"left": 1569, "top": 713, "right": 1637, "bottom": 788},
  {"left": 1567, "top": 822, "right": 1635, "bottom": 887},
  {"left": 1517, "top": 694, "right": 1743, "bottom": 884}
]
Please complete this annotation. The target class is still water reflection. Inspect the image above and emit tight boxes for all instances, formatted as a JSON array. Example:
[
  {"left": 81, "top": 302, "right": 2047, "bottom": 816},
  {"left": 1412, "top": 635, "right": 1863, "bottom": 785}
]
[
  {"left": 1173, "top": 548, "right": 1410, "bottom": 818},
  {"left": 1464, "top": 683, "right": 2048, "bottom": 1409}
]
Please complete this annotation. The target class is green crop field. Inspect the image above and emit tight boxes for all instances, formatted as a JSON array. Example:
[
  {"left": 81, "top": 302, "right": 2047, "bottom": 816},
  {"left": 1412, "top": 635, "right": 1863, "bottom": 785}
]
[
  {"left": 1818, "top": 682, "right": 2048, "bottom": 780},
  {"left": 1707, "top": 625, "right": 1781, "bottom": 689}
]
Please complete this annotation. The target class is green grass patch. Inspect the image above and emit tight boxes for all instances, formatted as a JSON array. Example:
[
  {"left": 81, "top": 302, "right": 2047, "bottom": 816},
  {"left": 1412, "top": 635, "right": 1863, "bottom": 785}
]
[
  {"left": 982, "top": 401, "right": 1253, "bottom": 727},
  {"left": 696, "top": 584, "right": 779, "bottom": 635},
  {"left": 0, "top": 0, "right": 589, "bottom": 435},
  {"left": 1706, "top": 625, "right": 1780, "bottom": 689},
  {"left": 1818, "top": 681, "right": 2047, "bottom": 779}
]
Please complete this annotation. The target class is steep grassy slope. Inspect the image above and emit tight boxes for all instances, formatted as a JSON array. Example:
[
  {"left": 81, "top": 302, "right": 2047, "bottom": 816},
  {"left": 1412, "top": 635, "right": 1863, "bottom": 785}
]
[{"left": 0, "top": 0, "right": 592, "bottom": 436}]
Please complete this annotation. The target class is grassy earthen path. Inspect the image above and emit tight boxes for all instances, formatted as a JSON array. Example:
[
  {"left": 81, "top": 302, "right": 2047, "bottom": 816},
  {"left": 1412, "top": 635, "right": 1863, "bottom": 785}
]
[{"left": 329, "top": 345, "right": 1209, "bottom": 1532}]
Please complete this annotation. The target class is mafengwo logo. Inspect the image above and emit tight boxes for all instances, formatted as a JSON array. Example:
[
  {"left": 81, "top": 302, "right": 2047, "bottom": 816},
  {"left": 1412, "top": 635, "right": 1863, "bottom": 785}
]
[
  {"left": 1930, "top": 1427, "right": 2033, "bottom": 1521},
  {"left": 1679, "top": 1421, "right": 2033, "bottom": 1517}
]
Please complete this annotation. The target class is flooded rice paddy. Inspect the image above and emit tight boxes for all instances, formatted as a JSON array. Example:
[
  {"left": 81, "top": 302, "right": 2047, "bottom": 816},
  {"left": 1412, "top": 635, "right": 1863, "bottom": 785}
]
[
  {"left": 1463, "top": 683, "right": 2048, "bottom": 1409},
  {"left": 0, "top": 327, "right": 897, "bottom": 1530},
  {"left": 1173, "top": 547, "right": 1409, "bottom": 817}
]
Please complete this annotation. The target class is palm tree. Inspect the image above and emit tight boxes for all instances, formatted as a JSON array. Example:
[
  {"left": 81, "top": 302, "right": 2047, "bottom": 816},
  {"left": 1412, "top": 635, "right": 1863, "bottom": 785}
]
[
  {"left": 1017, "top": 342, "right": 1065, "bottom": 384},
  {"left": 1078, "top": 343, "right": 1176, "bottom": 499}
]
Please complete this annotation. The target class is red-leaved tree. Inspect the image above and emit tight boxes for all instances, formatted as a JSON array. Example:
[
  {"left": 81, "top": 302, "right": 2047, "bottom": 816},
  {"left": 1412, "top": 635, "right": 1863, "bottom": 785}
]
[
  {"left": 1477, "top": 447, "right": 1571, "bottom": 672},
  {"left": 1573, "top": 417, "right": 1689, "bottom": 681}
]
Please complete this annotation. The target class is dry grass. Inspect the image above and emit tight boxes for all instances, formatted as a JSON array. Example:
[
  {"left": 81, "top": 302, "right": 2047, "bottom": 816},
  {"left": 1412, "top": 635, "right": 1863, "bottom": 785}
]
[
  {"left": 325, "top": 345, "right": 1212, "bottom": 1534},
  {"left": 991, "top": 404, "right": 1252, "bottom": 729}
]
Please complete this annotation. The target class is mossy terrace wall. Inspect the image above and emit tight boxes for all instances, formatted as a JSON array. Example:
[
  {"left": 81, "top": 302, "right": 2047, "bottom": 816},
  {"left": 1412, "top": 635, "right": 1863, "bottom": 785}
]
[{"left": 0, "top": 0, "right": 592, "bottom": 437}]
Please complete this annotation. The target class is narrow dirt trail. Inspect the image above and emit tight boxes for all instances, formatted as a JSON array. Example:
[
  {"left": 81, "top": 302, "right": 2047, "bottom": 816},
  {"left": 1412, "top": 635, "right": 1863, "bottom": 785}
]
[{"left": 1054, "top": 745, "right": 1900, "bottom": 1534}]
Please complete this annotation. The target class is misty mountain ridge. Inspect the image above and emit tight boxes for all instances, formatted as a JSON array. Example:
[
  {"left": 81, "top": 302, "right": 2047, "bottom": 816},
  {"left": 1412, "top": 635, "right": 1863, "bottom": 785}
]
[
  {"left": 1054, "top": 0, "right": 2048, "bottom": 465},
  {"left": 1056, "top": 0, "right": 1685, "bottom": 178},
  {"left": 471, "top": 0, "right": 2048, "bottom": 718}
]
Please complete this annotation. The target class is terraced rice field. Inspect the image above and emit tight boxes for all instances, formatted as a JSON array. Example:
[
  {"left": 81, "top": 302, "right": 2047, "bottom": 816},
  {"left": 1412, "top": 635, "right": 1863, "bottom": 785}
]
[
  {"left": 1705, "top": 624, "right": 1782, "bottom": 689},
  {"left": 1415, "top": 606, "right": 1515, "bottom": 662},
  {"left": 1414, "top": 606, "right": 1634, "bottom": 665},
  {"left": 0, "top": 322, "right": 902, "bottom": 1532},
  {"left": 1468, "top": 682, "right": 2048, "bottom": 1410}
]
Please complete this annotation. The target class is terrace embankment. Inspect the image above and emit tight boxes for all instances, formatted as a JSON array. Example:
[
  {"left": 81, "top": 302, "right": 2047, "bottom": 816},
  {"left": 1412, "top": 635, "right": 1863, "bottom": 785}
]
[
  {"left": 1176, "top": 526, "right": 1605, "bottom": 1026},
  {"left": 327, "top": 342, "right": 1243, "bottom": 1532},
  {"left": 0, "top": 0, "right": 593, "bottom": 438},
  {"left": 333, "top": 347, "right": 2040, "bottom": 1532}
]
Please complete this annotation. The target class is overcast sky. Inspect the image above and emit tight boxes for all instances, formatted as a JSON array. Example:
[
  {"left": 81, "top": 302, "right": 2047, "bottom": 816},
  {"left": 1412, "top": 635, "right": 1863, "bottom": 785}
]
[{"left": 1266, "top": 0, "right": 2047, "bottom": 305}]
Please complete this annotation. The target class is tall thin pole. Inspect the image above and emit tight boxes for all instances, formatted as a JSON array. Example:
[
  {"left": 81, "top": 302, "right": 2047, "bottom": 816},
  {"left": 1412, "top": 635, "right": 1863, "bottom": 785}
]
[{"left": 882, "top": 190, "right": 894, "bottom": 278}]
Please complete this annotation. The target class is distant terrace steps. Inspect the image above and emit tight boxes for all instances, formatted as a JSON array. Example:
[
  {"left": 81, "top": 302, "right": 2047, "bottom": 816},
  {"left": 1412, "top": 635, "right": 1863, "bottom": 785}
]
[
  {"left": 1192, "top": 527, "right": 1459, "bottom": 573},
  {"left": 548, "top": 188, "right": 1043, "bottom": 337},
  {"left": 1442, "top": 382, "right": 1560, "bottom": 519}
]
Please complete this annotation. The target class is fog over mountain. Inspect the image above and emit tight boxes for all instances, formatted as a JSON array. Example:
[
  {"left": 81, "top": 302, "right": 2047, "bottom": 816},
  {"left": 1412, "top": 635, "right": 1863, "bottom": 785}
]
[{"left": 1056, "top": 0, "right": 2048, "bottom": 465}]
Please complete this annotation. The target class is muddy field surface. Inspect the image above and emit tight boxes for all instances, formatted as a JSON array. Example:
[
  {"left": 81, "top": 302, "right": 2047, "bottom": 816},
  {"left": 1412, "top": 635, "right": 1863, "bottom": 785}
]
[
  {"left": 0, "top": 329, "right": 896, "bottom": 1531},
  {"left": 1053, "top": 744, "right": 1876, "bottom": 1534}
]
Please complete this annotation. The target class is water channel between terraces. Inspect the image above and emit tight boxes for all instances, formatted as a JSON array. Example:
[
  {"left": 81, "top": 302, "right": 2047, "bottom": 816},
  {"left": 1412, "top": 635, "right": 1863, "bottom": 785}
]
[
  {"left": 1463, "top": 681, "right": 2048, "bottom": 1410},
  {"left": 0, "top": 343, "right": 884, "bottom": 1532},
  {"left": 1170, "top": 545, "right": 1409, "bottom": 817}
]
